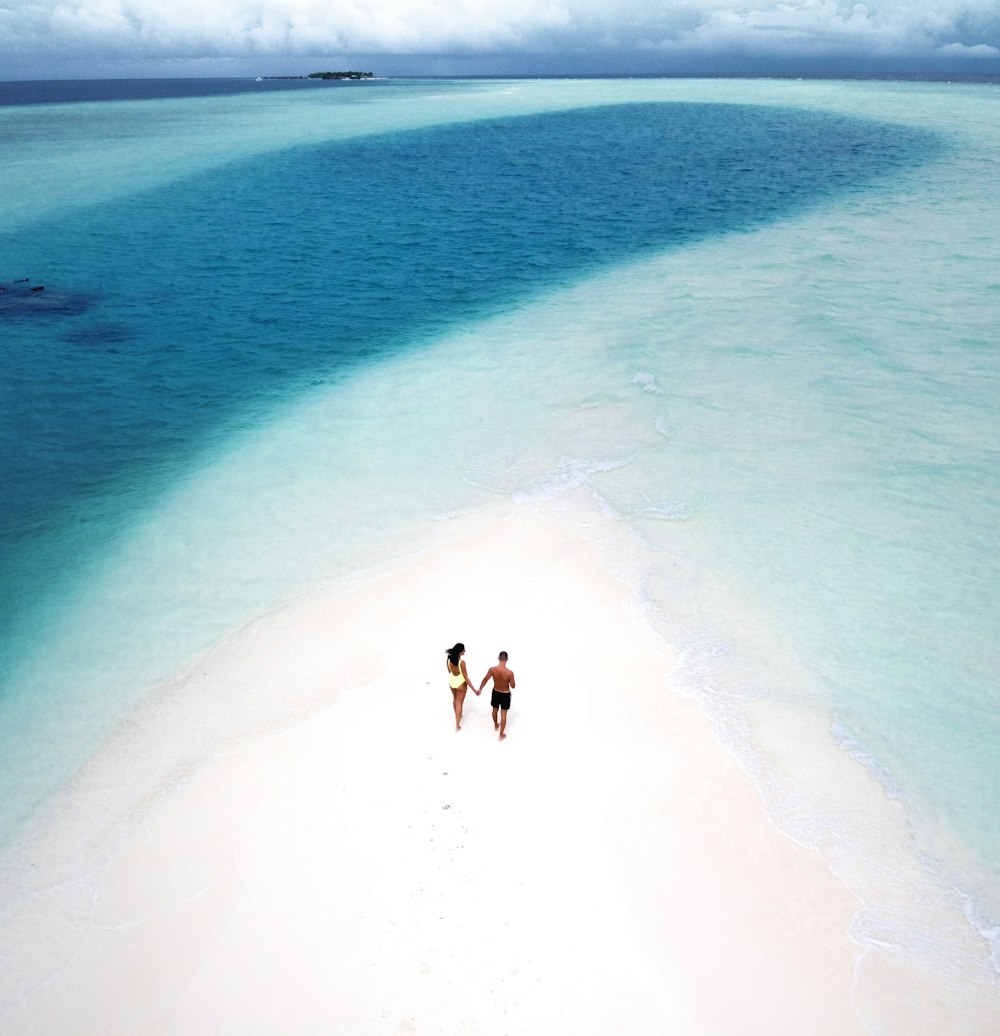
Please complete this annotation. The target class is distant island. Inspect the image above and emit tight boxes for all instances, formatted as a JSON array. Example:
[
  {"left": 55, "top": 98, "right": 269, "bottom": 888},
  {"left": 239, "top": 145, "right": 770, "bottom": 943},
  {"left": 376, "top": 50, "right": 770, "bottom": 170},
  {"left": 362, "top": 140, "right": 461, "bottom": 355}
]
[
  {"left": 258, "top": 71, "right": 374, "bottom": 81},
  {"left": 309, "top": 71, "right": 373, "bottom": 80}
]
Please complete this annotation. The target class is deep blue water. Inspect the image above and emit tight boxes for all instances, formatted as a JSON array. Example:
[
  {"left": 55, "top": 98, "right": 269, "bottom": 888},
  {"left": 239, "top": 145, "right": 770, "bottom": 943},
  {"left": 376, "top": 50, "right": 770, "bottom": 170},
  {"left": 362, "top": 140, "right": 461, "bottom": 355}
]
[
  {"left": 1, "top": 101, "right": 939, "bottom": 668},
  {"left": 0, "top": 77, "right": 385, "bottom": 106}
]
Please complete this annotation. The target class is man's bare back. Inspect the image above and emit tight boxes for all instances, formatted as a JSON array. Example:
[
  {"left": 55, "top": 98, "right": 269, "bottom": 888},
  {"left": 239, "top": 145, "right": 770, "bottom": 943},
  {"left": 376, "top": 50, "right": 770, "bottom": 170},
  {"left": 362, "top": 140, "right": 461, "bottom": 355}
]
[{"left": 485, "top": 662, "right": 515, "bottom": 694}]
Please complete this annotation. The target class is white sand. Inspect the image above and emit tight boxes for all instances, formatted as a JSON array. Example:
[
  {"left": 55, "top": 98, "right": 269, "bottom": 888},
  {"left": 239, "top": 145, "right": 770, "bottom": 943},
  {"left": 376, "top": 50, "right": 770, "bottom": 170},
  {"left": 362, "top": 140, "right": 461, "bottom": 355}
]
[{"left": 0, "top": 504, "right": 868, "bottom": 1034}]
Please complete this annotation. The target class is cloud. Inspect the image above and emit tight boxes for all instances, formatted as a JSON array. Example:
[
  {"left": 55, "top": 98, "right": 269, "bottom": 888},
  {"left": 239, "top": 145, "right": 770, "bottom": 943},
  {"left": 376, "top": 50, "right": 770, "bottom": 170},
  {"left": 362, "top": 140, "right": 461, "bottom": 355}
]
[
  {"left": 937, "top": 41, "right": 1000, "bottom": 58},
  {"left": 1, "top": 0, "right": 999, "bottom": 72},
  {"left": 569, "top": 0, "right": 1000, "bottom": 62},
  {"left": 3, "top": 0, "right": 570, "bottom": 58}
]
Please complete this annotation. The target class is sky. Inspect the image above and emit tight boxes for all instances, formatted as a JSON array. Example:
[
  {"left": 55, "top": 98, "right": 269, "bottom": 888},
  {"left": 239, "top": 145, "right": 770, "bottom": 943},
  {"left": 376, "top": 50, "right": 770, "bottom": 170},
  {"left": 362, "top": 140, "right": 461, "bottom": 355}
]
[{"left": 1, "top": 0, "right": 999, "bottom": 79}]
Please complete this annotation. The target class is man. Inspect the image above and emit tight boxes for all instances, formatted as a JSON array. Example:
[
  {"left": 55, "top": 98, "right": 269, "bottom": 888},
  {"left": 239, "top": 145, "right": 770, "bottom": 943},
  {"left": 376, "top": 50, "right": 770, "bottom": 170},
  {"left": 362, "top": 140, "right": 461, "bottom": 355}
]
[{"left": 479, "top": 651, "right": 516, "bottom": 741}]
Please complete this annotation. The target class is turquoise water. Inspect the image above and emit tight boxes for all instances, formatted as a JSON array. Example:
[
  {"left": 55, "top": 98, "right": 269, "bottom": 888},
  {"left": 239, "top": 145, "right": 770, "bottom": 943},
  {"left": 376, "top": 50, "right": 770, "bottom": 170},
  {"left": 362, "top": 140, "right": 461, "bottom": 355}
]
[
  {"left": 1, "top": 100, "right": 931, "bottom": 634},
  {"left": 1, "top": 77, "right": 998, "bottom": 1018}
]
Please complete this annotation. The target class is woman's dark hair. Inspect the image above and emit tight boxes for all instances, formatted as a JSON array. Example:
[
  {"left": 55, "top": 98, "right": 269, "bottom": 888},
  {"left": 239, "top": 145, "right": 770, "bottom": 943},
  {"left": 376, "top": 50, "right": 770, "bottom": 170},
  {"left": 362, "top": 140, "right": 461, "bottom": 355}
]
[{"left": 446, "top": 643, "right": 465, "bottom": 666}]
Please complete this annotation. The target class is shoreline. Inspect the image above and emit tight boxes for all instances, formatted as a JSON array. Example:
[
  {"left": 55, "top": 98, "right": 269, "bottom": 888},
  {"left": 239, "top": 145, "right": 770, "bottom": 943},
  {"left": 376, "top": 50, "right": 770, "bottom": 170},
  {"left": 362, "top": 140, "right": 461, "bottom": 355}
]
[{"left": 1, "top": 502, "right": 869, "bottom": 1033}]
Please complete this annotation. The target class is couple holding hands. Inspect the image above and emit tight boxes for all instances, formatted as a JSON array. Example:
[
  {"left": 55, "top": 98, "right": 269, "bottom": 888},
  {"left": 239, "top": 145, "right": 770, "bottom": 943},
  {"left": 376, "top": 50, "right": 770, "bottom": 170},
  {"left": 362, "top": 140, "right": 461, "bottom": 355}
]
[{"left": 446, "top": 644, "right": 515, "bottom": 740}]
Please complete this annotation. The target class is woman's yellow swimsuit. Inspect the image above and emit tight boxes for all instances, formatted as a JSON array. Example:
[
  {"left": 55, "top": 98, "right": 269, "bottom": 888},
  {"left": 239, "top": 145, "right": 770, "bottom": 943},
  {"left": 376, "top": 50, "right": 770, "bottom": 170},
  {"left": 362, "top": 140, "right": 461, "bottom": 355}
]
[{"left": 448, "top": 663, "right": 465, "bottom": 690}]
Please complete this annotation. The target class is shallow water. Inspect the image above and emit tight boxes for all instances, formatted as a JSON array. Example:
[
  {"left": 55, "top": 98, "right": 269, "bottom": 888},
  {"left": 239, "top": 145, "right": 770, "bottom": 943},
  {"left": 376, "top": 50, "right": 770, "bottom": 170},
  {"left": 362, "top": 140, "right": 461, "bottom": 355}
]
[{"left": 1, "top": 76, "right": 998, "bottom": 1021}]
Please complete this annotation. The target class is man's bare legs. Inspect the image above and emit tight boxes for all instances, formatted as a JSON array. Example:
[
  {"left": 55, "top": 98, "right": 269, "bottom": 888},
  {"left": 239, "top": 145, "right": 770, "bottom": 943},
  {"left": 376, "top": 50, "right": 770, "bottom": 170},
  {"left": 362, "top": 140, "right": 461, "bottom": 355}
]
[
  {"left": 492, "top": 706, "right": 499, "bottom": 731},
  {"left": 498, "top": 707, "right": 508, "bottom": 741},
  {"left": 452, "top": 687, "right": 467, "bottom": 730}
]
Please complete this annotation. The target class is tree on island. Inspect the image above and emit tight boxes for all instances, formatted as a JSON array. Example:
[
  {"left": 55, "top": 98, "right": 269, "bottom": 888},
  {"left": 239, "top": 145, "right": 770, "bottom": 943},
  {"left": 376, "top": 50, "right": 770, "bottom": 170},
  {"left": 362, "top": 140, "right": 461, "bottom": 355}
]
[{"left": 308, "top": 71, "right": 373, "bottom": 80}]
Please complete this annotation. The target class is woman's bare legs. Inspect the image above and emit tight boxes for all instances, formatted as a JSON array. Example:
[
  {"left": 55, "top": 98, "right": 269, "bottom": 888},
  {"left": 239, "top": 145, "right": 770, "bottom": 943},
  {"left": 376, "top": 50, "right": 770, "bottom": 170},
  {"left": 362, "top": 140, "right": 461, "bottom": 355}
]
[{"left": 452, "top": 686, "right": 468, "bottom": 730}]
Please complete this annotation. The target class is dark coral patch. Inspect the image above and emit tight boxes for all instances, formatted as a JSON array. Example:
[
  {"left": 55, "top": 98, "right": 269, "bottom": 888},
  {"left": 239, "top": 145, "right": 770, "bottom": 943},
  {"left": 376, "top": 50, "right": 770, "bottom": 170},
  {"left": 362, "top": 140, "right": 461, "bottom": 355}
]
[{"left": 0, "top": 279, "right": 95, "bottom": 318}]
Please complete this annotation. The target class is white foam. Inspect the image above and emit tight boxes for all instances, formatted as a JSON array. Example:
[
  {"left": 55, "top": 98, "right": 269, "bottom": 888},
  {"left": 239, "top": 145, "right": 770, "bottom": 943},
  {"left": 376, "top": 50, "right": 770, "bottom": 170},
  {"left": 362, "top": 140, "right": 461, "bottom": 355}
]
[
  {"left": 631, "top": 370, "right": 664, "bottom": 393},
  {"left": 511, "top": 455, "right": 634, "bottom": 503}
]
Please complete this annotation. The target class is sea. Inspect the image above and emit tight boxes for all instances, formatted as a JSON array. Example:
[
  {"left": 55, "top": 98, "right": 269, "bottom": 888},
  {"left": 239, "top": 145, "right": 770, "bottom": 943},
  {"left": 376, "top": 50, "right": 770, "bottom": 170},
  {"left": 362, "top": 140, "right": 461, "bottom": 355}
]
[{"left": 1, "top": 74, "right": 998, "bottom": 1024}]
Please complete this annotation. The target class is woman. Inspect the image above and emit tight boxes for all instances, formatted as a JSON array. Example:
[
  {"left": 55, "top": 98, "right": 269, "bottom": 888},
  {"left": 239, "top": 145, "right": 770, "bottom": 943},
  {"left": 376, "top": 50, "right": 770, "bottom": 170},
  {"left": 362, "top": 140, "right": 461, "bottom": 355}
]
[{"left": 445, "top": 643, "right": 477, "bottom": 731}]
